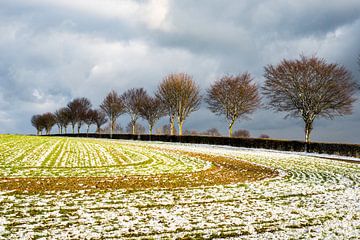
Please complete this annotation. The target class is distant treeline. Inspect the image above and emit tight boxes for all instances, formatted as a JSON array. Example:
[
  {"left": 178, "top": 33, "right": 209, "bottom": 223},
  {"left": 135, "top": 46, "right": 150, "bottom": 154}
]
[{"left": 32, "top": 55, "right": 359, "bottom": 143}]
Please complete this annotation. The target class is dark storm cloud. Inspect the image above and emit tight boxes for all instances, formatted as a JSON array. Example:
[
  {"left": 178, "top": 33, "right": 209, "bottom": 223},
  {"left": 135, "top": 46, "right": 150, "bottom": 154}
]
[{"left": 0, "top": 0, "right": 359, "bottom": 142}]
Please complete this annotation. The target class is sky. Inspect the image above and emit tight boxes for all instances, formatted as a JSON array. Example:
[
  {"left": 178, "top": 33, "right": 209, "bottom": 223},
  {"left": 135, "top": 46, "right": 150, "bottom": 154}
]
[{"left": 0, "top": 0, "right": 359, "bottom": 143}]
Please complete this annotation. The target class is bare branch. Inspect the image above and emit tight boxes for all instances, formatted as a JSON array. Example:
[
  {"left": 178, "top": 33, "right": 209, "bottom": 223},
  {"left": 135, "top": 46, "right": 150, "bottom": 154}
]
[
  {"left": 121, "top": 88, "right": 147, "bottom": 135},
  {"left": 139, "top": 94, "right": 166, "bottom": 134},
  {"left": 100, "top": 90, "right": 125, "bottom": 135},
  {"left": 205, "top": 73, "right": 260, "bottom": 137},
  {"left": 262, "top": 55, "right": 358, "bottom": 143},
  {"left": 156, "top": 73, "right": 201, "bottom": 135}
]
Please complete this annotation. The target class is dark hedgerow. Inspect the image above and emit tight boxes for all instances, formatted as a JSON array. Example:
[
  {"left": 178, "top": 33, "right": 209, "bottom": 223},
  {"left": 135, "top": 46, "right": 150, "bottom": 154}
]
[{"left": 50, "top": 133, "right": 360, "bottom": 158}]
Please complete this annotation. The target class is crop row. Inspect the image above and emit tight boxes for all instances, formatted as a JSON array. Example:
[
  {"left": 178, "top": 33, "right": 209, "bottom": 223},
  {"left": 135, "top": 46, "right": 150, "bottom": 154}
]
[
  {"left": 0, "top": 136, "right": 359, "bottom": 238},
  {"left": 0, "top": 135, "right": 211, "bottom": 177}
]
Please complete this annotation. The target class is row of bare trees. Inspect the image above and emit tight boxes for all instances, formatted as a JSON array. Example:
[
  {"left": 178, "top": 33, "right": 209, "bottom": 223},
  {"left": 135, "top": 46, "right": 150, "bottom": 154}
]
[
  {"left": 31, "top": 55, "right": 359, "bottom": 143},
  {"left": 31, "top": 98, "right": 108, "bottom": 136}
]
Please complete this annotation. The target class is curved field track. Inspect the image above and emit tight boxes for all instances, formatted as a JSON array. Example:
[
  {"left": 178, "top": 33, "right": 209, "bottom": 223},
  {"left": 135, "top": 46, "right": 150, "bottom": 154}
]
[{"left": 0, "top": 135, "right": 360, "bottom": 239}]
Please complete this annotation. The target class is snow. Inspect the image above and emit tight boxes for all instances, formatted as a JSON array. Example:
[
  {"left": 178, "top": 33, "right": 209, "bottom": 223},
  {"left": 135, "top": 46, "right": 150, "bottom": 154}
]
[{"left": 0, "top": 135, "right": 359, "bottom": 238}]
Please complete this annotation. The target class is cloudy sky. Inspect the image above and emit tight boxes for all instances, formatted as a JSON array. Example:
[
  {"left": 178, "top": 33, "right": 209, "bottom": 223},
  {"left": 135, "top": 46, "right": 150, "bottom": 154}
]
[{"left": 0, "top": 0, "right": 359, "bottom": 143}]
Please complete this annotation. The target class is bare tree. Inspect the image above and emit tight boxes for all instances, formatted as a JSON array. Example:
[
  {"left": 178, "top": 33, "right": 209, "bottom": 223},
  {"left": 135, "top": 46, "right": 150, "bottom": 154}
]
[
  {"left": 126, "top": 122, "right": 145, "bottom": 134},
  {"left": 122, "top": 88, "right": 147, "bottom": 135},
  {"left": 77, "top": 98, "right": 92, "bottom": 133},
  {"left": 67, "top": 98, "right": 92, "bottom": 134},
  {"left": 66, "top": 106, "right": 77, "bottom": 134},
  {"left": 203, "top": 128, "right": 222, "bottom": 137},
  {"left": 84, "top": 109, "right": 96, "bottom": 134},
  {"left": 263, "top": 55, "right": 358, "bottom": 143},
  {"left": 93, "top": 109, "right": 108, "bottom": 134},
  {"left": 139, "top": 94, "right": 166, "bottom": 135},
  {"left": 54, "top": 110, "right": 62, "bottom": 134},
  {"left": 183, "top": 129, "right": 199, "bottom": 136},
  {"left": 205, "top": 73, "right": 260, "bottom": 137},
  {"left": 31, "top": 115, "right": 45, "bottom": 135},
  {"left": 233, "top": 129, "right": 250, "bottom": 138},
  {"left": 259, "top": 134, "right": 270, "bottom": 139},
  {"left": 54, "top": 107, "right": 71, "bottom": 134},
  {"left": 42, "top": 112, "right": 56, "bottom": 135},
  {"left": 156, "top": 73, "right": 201, "bottom": 136},
  {"left": 160, "top": 124, "right": 177, "bottom": 135},
  {"left": 100, "top": 90, "right": 125, "bottom": 137},
  {"left": 58, "top": 107, "right": 71, "bottom": 134},
  {"left": 156, "top": 78, "right": 177, "bottom": 135},
  {"left": 101, "top": 123, "right": 123, "bottom": 134}
]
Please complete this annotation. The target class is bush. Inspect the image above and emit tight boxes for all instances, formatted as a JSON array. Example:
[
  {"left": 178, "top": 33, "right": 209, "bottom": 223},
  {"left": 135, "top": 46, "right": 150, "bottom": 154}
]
[{"left": 233, "top": 129, "right": 250, "bottom": 138}]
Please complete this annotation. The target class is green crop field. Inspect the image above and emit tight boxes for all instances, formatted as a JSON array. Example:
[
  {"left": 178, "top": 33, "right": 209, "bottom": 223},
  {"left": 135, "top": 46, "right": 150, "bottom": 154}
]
[
  {"left": 0, "top": 134, "right": 359, "bottom": 239},
  {"left": 0, "top": 135, "right": 212, "bottom": 178}
]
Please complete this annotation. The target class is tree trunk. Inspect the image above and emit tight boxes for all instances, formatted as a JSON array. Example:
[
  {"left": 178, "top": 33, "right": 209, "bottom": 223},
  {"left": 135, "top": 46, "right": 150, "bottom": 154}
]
[
  {"left": 228, "top": 120, "right": 235, "bottom": 137},
  {"left": 87, "top": 125, "right": 90, "bottom": 134},
  {"left": 64, "top": 127, "right": 67, "bottom": 134},
  {"left": 178, "top": 121, "right": 183, "bottom": 136},
  {"left": 77, "top": 124, "right": 81, "bottom": 134},
  {"left": 131, "top": 122, "right": 135, "bottom": 135},
  {"left": 149, "top": 124, "right": 153, "bottom": 135},
  {"left": 170, "top": 114, "right": 175, "bottom": 135},
  {"left": 304, "top": 121, "right": 313, "bottom": 143},
  {"left": 110, "top": 119, "right": 115, "bottom": 138},
  {"left": 304, "top": 121, "right": 313, "bottom": 152},
  {"left": 72, "top": 124, "right": 75, "bottom": 134}
]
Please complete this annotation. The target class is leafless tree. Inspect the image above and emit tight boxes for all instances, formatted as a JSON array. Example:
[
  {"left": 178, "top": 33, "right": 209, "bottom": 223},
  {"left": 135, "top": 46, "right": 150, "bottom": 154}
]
[
  {"left": 77, "top": 98, "right": 92, "bottom": 133},
  {"left": 101, "top": 123, "right": 123, "bottom": 134},
  {"left": 159, "top": 124, "right": 177, "bottom": 135},
  {"left": 59, "top": 107, "right": 71, "bottom": 134},
  {"left": 54, "top": 107, "right": 70, "bottom": 134},
  {"left": 100, "top": 90, "right": 125, "bottom": 137},
  {"left": 54, "top": 110, "right": 62, "bottom": 134},
  {"left": 31, "top": 114, "right": 45, "bottom": 135},
  {"left": 41, "top": 112, "right": 57, "bottom": 135},
  {"left": 67, "top": 98, "right": 92, "bottom": 134},
  {"left": 84, "top": 109, "right": 96, "bottom": 134},
  {"left": 202, "top": 128, "right": 222, "bottom": 137},
  {"left": 156, "top": 73, "right": 201, "bottom": 136},
  {"left": 122, "top": 88, "right": 147, "bottom": 135},
  {"left": 232, "top": 129, "right": 250, "bottom": 138},
  {"left": 126, "top": 122, "right": 145, "bottom": 134},
  {"left": 139, "top": 94, "right": 166, "bottom": 135},
  {"left": 259, "top": 134, "right": 270, "bottom": 139},
  {"left": 205, "top": 73, "right": 260, "bottom": 137},
  {"left": 156, "top": 79, "right": 177, "bottom": 135},
  {"left": 92, "top": 109, "right": 108, "bottom": 134},
  {"left": 263, "top": 55, "right": 358, "bottom": 143},
  {"left": 184, "top": 129, "right": 199, "bottom": 136}
]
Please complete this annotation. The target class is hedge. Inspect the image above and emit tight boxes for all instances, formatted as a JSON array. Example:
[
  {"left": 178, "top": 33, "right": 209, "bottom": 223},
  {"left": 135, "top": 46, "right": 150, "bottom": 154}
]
[{"left": 49, "top": 133, "right": 360, "bottom": 158}]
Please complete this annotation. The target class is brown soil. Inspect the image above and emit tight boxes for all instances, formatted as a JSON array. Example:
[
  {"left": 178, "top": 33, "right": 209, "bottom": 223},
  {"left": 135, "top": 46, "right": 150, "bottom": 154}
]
[{"left": 0, "top": 150, "right": 278, "bottom": 193}]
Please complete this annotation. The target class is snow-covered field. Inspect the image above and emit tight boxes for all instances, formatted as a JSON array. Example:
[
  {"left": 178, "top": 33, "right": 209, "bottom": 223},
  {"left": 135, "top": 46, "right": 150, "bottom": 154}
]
[{"left": 0, "top": 135, "right": 359, "bottom": 239}]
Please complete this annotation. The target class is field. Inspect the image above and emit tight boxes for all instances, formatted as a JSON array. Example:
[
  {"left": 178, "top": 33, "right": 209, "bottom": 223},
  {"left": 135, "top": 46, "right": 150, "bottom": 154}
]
[{"left": 0, "top": 135, "right": 359, "bottom": 239}]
